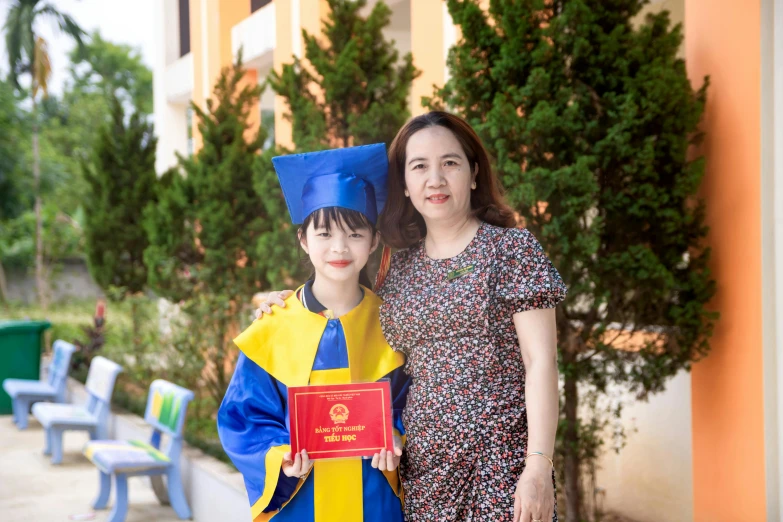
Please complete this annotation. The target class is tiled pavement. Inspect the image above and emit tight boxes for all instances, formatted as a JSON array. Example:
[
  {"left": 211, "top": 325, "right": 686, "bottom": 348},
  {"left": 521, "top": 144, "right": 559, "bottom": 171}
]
[{"left": 0, "top": 415, "right": 181, "bottom": 522}]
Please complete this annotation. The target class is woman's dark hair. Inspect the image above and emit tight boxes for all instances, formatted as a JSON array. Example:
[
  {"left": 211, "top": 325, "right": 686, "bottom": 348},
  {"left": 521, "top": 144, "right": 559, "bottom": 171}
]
[
  {"left": 298, "top": 207, "right": 377, "bottom": 289},
  {"left": 378, "top": 111, "right": 517, "bottom": 249}
]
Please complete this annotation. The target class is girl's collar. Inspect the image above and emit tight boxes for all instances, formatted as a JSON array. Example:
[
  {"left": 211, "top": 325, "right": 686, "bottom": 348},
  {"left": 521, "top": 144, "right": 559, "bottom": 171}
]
[{"left": 297, "top": 280, "right": 366, "bottom": 319}]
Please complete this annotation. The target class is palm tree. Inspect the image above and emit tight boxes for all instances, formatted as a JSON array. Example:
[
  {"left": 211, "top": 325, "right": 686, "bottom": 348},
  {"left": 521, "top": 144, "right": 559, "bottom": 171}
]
[{"left": 4, "top": 0, "right": 84, "bottom": 308}]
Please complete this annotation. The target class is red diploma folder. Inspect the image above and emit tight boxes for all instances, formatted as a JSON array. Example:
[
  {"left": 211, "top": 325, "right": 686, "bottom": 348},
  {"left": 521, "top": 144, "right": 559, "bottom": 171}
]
[{"left": 288, "top": 381, "right": 394, "bottom": 459}]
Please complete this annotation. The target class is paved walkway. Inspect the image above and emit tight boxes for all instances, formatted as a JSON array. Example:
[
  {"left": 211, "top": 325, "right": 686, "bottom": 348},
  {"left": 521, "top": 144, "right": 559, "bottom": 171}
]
[{"left": 0, "top": 415, "right": 181, "bottom": 522}]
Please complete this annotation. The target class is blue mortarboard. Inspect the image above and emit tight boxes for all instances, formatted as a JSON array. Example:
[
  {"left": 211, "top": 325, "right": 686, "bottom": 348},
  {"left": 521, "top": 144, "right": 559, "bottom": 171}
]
[{"left": 272, "top": 143, "right": 388, "bottom": 225}]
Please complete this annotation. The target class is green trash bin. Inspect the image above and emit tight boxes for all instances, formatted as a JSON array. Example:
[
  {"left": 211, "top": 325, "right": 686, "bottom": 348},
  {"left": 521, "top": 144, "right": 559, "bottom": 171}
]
[{"left": 0, "top": 320, "right": 52, "bottom": 414}]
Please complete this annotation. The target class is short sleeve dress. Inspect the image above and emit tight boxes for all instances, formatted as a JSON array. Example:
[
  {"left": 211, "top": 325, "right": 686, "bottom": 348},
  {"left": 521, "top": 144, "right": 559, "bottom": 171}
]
[{"left": 377, "top": 223, "right": 567, "bottom": 522}]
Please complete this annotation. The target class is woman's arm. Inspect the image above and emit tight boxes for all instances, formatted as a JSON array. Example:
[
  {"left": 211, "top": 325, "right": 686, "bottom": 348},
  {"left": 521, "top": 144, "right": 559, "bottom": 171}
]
[
  {"left": 515, "top": 307, "right": 559, "bottom": 458},
  {"left": 512, "top": 307, "right": 559, "bottom": 522}
]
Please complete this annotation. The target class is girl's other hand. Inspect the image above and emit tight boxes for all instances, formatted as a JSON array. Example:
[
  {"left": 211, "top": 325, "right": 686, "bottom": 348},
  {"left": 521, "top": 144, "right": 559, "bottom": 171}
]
[
  {"left": 371, "top": 434, "right": 403, "bottom": 472},
  {"left": 281, "top": 449, "right": 313, "bottom": 478},
  {"left": 254, "top": 290, "right": 294, "bottom": 320}
]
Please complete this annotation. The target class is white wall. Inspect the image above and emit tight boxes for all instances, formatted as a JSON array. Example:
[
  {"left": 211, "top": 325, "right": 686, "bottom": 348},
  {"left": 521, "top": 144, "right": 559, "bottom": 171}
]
[
  {"left": 594, "top": 371, "right": 694, "bottom": 522},
  {"left": 260, "top": 69, "right": 276, "bottom": 111},
  {"left": 360, "top": 0, "right": 412, "bottom": 61},
  {"left": 765, "top": 0, "right": 783, "bottom": 518},
  {"left": 384, "top": 0, "right": 412, "bottom": 59},
  {"left": 153, "top": 0, "right": 191, "bottom": 174},
  {"left": 232, "top": 1, "right": 276, "bottom": 70},
  {"left": 6, "top": 260, "right": 103, "bottom": 304}
]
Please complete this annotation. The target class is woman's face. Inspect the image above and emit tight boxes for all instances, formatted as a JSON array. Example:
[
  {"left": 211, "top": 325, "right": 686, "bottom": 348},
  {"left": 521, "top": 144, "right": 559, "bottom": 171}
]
[{"left": 404, "top": 125, "right": 476, "bottom": 226}]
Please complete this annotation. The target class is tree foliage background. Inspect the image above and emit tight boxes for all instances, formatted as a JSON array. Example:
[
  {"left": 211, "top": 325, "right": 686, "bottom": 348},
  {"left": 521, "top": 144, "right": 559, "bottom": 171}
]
[
  {"left": 81, "top": 94, "right": 157, "bottom": 360},
  {"left": 0, "top": 29, "right": 153, "bottom": 302},
  {"left": 428, "top": 1, "right": 717, "bottom": 519},
  {"left": 143, "top": 58, "right": 270, "bottom": 406},
  {"left": 256, "top": 0, "right": 420, "bottom": 287},
  {"left": 83, "top": 96, "right": 156, "bottom": 298}
]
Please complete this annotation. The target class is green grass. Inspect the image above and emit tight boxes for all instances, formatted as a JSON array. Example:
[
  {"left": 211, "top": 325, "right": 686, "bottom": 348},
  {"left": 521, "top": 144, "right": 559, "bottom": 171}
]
[
  {"left": 3, "top": 298, "right": 137, "bottom": 349},
  {"left": 4, "top": 299, "right": 98, "bottom": 322},
  {"left": 5, "top": 300, "right": 95, "bottom": 353}
]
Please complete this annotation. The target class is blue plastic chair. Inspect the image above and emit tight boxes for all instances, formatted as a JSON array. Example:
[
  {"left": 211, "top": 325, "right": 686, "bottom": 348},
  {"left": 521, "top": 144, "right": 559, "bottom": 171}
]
[
  {"left": 32, "top": 356, "right": 123, "bottom": 464},
  {"left": 3, "top": 340, "right": 76, "bottom": 430},
  {"left": 83, "top": 379, "right": 195, "bottom": 522}
]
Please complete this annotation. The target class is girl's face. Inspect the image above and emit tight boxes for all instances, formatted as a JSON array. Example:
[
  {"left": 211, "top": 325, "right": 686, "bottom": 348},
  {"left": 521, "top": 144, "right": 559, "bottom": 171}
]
[
  {"left": 300, "top": 217, "right": 379, "bottom": 285},
  {"left": 404, "top": 125, "right": 476, "bottom": 226}
]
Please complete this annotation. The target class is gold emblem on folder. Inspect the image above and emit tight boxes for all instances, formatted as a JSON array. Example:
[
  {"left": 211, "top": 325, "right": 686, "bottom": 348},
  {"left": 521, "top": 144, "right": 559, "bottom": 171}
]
[{"left": 329, "top": 404, "right": 349, "bottom": 424}]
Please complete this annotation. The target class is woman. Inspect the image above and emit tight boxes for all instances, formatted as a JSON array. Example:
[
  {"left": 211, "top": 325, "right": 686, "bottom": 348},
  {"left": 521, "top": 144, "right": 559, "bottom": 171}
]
[{"left": 259, "top": 112, "right": 566, "bottom": 522}]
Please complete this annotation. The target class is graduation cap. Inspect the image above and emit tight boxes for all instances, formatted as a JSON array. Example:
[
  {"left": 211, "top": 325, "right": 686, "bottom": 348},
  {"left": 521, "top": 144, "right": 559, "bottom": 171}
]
[{"left": 272, "top": 143, "right": 388, "bottom": 225}]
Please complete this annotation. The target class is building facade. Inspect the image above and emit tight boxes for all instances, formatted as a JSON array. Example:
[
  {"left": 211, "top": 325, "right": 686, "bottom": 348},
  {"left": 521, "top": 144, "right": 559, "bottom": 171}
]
[
  {"left": 151, "top": 1, "right": 783, "bottom": 520},
  {"left": 152, "top": 0, "right": 457, "bottom": 173}
]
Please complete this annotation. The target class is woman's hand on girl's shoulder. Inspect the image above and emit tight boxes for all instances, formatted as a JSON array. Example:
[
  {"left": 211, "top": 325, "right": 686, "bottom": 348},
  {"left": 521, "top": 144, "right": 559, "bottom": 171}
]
[{"left": 254, "top": 290, "right": 294, "bottom": 320}]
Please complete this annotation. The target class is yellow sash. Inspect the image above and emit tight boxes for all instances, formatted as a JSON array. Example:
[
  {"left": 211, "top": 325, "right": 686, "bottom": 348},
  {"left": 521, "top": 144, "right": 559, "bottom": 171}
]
[{"left": 235, "top": 287, "right": 404, "bottom": 521}]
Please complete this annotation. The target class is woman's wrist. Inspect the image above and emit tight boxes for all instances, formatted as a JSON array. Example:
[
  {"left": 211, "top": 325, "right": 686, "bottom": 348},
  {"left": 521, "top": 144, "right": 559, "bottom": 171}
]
[{"left": 524, "top": 451, "right": 554, "bottom": 469}]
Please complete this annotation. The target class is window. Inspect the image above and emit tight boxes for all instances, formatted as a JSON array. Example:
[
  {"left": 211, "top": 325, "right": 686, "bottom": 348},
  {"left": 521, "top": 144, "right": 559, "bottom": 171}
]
[
  {"left": 251, "top": 0, "right": 273, "bottom": 13},
  {"left": 261, "top": 109, "right": 275, "bottom": 150},
  {"left": 186, "top": 106, "right": 194, "bottom": 156},
  {"left": 179, "top": 0, "right": 191, "bottom": 57}
]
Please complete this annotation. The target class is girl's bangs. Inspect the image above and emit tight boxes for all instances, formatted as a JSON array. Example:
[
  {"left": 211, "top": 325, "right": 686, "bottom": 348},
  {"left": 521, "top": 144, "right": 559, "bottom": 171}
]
[{"left": 307, "top": 207, "right": 374, "bottom": 233}]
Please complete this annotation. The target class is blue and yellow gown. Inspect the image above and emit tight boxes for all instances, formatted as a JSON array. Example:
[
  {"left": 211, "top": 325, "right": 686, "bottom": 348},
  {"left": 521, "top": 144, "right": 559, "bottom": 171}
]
[{"left": 218, "top": 282, "right": 410, "bottom": 522}]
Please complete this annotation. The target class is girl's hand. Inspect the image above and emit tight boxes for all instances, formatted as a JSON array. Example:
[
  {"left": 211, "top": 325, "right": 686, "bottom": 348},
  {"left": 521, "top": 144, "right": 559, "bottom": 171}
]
[
  {"left": 282, "top": 449, "right": 313, "bottom": 478},
  {"left": 371, "top": 434, "right": 403, "bottom": 471},
  {"left": 254, "top": 290, "right": 294, "bottom": 320},
  {"left": 513, "top": 458, "right": 554, "bottom": 522}
]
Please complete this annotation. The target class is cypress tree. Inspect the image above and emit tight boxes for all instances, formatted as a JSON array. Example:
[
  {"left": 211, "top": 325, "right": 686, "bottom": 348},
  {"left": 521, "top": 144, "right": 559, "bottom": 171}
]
[
  {"left": 256, "top": 0, "right": 420, "bottom": 286},
  {"left": 269, "top": 0, "right": 419, "bottom": 149},
  {"left": 430, "top": 1, "right": 717, "bottom": 518},
  {"left": 83, "top": 95, "right": 157, "bottom": 352},
  {"left": 144, "top": 58, "right": 270, "bottom": 403},
  {"left": 84, "top": 95, "right": 156, "bottom": 297}
]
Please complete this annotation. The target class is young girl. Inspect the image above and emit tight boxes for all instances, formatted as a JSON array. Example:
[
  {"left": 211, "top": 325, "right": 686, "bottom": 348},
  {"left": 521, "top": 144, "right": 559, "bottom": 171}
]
[{"left": 217, "top": 144, "right": 409, "bottom": 522}]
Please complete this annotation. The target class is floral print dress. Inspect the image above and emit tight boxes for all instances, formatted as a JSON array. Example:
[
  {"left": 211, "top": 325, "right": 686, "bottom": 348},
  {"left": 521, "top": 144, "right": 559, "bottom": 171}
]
[{"left": 377, "top": 223, "right": 567, "bottom": 522}]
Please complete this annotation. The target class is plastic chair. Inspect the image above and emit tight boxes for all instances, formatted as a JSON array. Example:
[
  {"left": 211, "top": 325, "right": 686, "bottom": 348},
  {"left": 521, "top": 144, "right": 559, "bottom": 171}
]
[
  {"left": 83, "top": 379, "right": 195, "bottom": 522},
  {"left": 32, "top": 356, "right": 123, "bottom": 464},
  {"left": 3, "top": 340, "right": 76, "bottom": 429}
]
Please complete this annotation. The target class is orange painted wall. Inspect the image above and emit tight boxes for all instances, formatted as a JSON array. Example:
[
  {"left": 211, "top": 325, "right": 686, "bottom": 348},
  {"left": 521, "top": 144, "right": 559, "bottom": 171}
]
[
  {"left": 686, "top": 0, "right": 767, "bottom": 520},
  {"left": 219, "top": 1, "right": 259, "bottom": 140},
  {"left": 410, "top": 0, "right": 446, "bottom": 116},
  {"left": 188, "top": 0, "right": 256, "bottom": 152},
  {"left": 217, "top": 2, "right": 249, "bottom": 67},
  {"left": 273, "top": 0, "right": 330, "bottom": 149},
  {"left": 274, "top": 0, "right": 294, "bottom": 150},
  {"left": 300, "top": 0, "right": 330, "bottom": 45},
  {"left": 237, "top": 68, "right": 261, "bottom": 144}
]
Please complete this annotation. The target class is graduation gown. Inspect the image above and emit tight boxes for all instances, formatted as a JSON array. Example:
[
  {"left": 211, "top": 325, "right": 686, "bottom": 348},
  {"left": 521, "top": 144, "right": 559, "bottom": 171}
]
[{"left": 218, "top": 285, "right": 410, "bottom": 522}]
